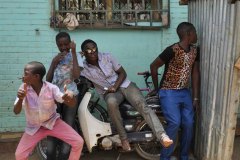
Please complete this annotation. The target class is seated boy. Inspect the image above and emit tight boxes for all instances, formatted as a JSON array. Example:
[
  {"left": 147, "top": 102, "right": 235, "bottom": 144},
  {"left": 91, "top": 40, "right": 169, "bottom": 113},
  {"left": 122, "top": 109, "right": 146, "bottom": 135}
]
[{"left": 79, "top": 39, "right": 173, "bottom": 151}]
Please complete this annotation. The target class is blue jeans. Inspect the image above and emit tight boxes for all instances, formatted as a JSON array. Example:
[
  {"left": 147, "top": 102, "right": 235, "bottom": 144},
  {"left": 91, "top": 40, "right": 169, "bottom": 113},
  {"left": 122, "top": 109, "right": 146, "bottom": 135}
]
[{"left": 159, "top": 89, "right": 194, "bottom": 160}]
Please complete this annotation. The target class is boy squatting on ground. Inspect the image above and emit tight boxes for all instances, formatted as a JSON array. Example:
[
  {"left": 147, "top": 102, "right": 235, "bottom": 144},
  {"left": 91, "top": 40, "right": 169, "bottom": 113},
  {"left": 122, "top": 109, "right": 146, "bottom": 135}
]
[
  {"left": 13, "top": 61, "right": 84, "bottom": 160},
  {"left": 79, "top": 39, "right": 173, "bottom": 151}
]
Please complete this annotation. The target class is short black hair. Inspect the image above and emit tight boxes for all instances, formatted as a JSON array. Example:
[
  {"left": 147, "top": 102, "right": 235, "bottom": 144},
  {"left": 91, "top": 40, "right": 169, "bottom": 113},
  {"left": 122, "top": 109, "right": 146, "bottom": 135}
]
[
  {"left": 27, "top": 61, "right": 46, "bottom": 79},
  {"left": 176, "top": 22, "right": 196, "bottom": 40},
  {"left": 56, "top": 32, "right": 71, "bottom": 43},
  {"left": 81, "top": 39, "right": 97, "bottom": 51}
]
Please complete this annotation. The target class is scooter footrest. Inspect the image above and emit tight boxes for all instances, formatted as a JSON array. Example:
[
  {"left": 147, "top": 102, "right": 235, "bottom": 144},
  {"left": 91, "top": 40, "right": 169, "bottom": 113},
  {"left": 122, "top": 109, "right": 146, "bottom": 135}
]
[{"left": 127, "top": 131, "right": 154, "bottom": 142}]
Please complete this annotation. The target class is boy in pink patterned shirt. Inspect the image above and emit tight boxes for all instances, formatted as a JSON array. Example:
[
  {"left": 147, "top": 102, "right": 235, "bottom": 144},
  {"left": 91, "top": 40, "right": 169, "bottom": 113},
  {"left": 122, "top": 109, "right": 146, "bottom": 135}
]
[{"left": 14, "top": 61, "right": 83, "bottom": 160}]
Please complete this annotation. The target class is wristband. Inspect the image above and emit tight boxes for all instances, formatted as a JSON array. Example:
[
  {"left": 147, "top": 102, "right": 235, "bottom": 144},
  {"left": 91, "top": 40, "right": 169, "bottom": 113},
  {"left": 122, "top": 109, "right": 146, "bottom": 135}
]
[{"left": 74, "top": 79, "right": 81, "bottom": 85}]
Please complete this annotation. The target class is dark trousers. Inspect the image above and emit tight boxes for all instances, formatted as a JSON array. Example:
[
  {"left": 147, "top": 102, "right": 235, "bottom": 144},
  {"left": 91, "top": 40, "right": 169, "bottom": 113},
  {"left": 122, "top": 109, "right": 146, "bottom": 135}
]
[{"left": 47, "top": 102, "right": 78, "bottom": 160}]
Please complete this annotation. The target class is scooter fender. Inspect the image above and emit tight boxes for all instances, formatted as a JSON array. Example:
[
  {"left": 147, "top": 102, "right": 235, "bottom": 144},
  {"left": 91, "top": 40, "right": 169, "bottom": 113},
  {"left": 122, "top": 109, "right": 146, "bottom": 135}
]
[{"left": 78, "top": 92, "right": 112, "bottom": 152}]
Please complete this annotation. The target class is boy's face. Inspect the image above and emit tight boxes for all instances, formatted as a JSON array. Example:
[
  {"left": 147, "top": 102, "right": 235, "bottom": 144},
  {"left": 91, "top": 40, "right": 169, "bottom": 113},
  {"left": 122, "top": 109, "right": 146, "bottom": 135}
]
[
  {"left": 22, "top": 65, "right": 38, "bottom": 84},
  {"left": 189, "top": 29, "right": 197, "bottom": 44},
  {"left": 83, "top": 42, "right": 98, "bottom": 62},
  {"left": 56, "top": 37, "right": 71, "bottom": 53}
]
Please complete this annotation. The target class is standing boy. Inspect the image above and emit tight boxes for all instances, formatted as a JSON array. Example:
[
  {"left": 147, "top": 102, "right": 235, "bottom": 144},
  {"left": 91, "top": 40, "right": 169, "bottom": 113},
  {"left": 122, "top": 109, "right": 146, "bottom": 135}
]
[
  {"left": 14, "top": 61, "right": 83, "bottom": 160},
  {"left": 150, "top": 22, "right": 200, "bottom": 160}
]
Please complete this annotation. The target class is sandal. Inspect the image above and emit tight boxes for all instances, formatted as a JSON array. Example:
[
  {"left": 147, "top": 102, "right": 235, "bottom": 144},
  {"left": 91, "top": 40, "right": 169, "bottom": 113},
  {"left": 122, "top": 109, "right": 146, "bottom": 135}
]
[
  {"left": 160, "top": 133, "right": 173, "bottom": 148},
  {"left": 120, "top": 139, "right": 132, "bottom": 152}
]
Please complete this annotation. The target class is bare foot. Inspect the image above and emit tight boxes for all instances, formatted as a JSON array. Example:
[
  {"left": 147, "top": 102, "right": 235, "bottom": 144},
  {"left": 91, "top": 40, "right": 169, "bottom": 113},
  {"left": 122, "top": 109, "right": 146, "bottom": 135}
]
[
  {"left": 160, "top": 133, "right": 173, "bottom": 148},
  {"left": 121, "top": 139, "right": 131, "bottom": 151}
]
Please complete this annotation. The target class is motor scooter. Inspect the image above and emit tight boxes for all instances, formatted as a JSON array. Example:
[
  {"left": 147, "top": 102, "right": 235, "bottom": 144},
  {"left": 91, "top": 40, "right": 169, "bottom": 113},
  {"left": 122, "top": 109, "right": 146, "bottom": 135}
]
[
  {"left": 78, "top": 81, "right": 178, "bottom": 160},
  {"left": 37, "top": 76, "right": 178, "bottom": 160}
]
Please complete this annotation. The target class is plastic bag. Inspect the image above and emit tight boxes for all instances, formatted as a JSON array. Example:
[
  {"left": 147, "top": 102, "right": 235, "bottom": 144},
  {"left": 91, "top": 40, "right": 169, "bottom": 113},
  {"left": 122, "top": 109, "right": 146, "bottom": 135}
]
[{"left": 63, "top": 13, "right": 79, "bottom": 30}]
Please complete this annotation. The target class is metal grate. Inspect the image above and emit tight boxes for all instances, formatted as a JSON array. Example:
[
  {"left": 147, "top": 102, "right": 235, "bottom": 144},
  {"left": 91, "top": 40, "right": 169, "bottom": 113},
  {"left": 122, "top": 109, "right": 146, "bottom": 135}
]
[{"left": 51, "top": 0, "right": 170, "bottom": 29}]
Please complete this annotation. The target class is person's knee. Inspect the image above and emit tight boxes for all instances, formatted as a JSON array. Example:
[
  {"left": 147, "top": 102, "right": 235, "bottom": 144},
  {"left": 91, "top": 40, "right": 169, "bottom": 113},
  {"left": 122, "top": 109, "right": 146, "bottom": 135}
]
[
  {"left": 182, "top": 119, "right": 194, "bottom": 128},
  {"left": 106, "top": 97, "right": 118, "bottom": 111},
  {"left": 168, "top": 120, "right": 181, "bottom": 130},
  {"left": 78, "top": 136, "right": 84, "bottom": 147},
  {"left": 73, "top": 136, "right": 84, "bottom": 149},
  {"left": 129, "top": 97, "right": 146, "bottom": 111},
  {"left": 135, "top": 98, "right": 145, "bottom": 108}
]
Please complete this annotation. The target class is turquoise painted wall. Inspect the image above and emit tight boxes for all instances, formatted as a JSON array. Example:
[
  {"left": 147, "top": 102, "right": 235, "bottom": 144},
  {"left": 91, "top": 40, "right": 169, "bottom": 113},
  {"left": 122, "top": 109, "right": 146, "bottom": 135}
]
[{"left": 0, "top": 0, "right": 187, "bottom": 132}]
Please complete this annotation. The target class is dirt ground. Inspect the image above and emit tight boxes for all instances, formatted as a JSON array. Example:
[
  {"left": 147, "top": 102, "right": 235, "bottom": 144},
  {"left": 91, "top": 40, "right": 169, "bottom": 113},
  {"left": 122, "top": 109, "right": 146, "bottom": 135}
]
[
  {"left": 0, "top": 137, "right": 239, "bottom": 160},
  {"left": 0, "top": 139, "right": 145, "bottom": 160}
]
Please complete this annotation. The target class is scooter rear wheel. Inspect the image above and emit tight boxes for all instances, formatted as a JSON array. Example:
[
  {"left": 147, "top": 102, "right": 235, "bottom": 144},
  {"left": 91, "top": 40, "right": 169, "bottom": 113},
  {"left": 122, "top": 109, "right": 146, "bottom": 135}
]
[
  {"left": 134, "top": 117, "right": 179, "bottom": 160},
  {"left": 36, "top": 101, "right": 108, "bottom": 160}
]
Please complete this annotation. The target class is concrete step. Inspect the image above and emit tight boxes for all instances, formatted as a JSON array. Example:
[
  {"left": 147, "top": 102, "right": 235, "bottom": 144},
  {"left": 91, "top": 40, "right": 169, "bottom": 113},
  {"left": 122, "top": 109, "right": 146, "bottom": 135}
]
[
  {"left": 0, "top": 132, "right": 22, "bottom": 153},
  {"left": 0, "top": 141, "right": 19, "bottom": 153}
]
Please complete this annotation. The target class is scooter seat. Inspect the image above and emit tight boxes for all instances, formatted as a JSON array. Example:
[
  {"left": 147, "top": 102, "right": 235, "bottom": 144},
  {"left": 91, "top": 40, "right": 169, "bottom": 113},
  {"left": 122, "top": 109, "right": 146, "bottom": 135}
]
[{"left": 119, "top": 101, "right": 136, "bottom": 111}]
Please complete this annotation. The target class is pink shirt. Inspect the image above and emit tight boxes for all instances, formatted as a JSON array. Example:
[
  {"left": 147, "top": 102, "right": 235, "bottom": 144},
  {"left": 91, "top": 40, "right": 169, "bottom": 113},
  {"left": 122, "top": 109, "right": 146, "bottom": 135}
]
[{"left": 14, "top": 81, "right": 64, "bottom": 135}]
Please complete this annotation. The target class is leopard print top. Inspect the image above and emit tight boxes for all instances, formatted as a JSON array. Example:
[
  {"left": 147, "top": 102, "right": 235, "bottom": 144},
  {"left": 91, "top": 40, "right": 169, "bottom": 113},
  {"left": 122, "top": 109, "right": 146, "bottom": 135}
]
[{"left": 160, "top": 43, "right": 198, "bottom": 89}]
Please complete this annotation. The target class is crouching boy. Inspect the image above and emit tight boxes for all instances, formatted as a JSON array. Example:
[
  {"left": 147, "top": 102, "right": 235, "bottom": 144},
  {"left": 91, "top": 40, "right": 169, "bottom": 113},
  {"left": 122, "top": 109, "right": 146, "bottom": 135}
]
[{"left": 14, "top": 61, "right": 83, "bottom": 160}]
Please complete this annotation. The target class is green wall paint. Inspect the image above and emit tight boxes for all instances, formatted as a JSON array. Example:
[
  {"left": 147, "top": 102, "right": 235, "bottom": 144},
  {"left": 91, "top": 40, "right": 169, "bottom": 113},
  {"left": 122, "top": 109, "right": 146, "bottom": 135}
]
[{"left": 0, "top": 0, "right": 187, "bottom": 132}]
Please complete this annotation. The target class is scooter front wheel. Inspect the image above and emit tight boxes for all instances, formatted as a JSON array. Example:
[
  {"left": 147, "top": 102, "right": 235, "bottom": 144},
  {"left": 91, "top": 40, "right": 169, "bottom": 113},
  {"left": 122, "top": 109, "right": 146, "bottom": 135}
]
[
  {"left": 36, "top": 137, "right": 48, "bottom": 160},
  {"left": 134, "top": 117, "right": 179, "bottom": 160}
]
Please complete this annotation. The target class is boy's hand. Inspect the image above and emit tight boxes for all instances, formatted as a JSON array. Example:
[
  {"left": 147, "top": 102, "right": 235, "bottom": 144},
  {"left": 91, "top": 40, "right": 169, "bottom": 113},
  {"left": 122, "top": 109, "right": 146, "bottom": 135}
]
[
  {"left": 193, "top": 100, "right": 200, "bottom": 115},
  {"left": 104, "top": 86, "right": 117, "bottom": 94},
  {"left": 62, "top": 84, "right": 74, "bottom": 102},
  {"left": 147, "top": 89, "right": 158, "bottom": 97},
  {"left": 70, "top": 41, "right": 76, "bottom": 54},
  {"left": 17, "top": 83, "right": 27, "bottom": 100},
  {"left": 62, "top": 83, "right": 76, "bottom": 107},
  {"left": 108, "top": 86, "right": 117, "bottom": 93},
  {"left": 52, "top": 51, "right": 67, "bottom": 66}
]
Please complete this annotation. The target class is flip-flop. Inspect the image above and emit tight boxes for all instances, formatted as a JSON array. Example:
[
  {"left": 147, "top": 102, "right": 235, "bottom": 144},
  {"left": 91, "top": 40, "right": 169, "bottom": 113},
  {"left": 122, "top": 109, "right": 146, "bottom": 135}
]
[
  {"left": 120, "top": 139, "right": 132, "bottom": 152},
  {"left": 160, "top": 133, "right": 173, "bottom": 148}
]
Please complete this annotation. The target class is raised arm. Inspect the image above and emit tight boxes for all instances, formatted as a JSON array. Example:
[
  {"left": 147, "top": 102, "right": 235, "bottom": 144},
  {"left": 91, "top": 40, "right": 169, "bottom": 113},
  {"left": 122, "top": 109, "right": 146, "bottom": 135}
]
[{"left": 70, "top": 41, "right": 81, "bottom": 80}]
